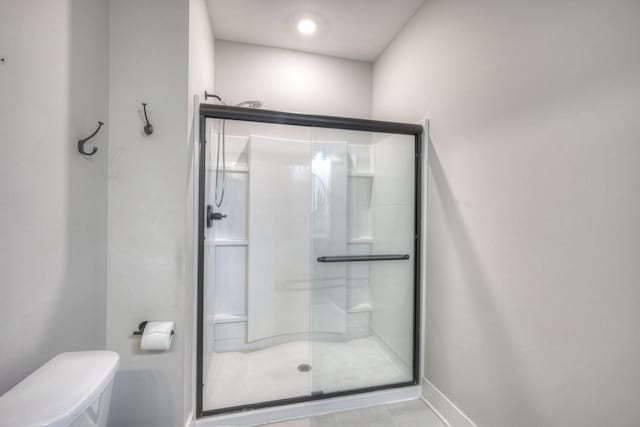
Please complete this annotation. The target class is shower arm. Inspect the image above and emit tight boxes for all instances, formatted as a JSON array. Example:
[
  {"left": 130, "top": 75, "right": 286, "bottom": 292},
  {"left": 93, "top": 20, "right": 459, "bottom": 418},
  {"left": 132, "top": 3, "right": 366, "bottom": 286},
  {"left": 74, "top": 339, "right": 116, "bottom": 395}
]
[{"left": 204, "top": 91, "right": 224, "bottom": 103}]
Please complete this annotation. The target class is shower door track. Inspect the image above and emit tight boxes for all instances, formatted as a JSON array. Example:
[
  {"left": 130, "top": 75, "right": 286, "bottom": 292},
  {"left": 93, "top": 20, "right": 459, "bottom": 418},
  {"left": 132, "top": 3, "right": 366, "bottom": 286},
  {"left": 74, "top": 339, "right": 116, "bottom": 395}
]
[{"left": 196, "top": 104, "right": 423, "bottom": 418}]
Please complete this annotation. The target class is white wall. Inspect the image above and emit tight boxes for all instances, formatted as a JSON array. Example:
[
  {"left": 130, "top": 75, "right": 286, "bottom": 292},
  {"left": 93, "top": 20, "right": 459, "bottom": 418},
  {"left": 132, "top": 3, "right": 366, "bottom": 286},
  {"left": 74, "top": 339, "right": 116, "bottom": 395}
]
[
  {"left": 373, "top": 0, "right": 640, "bottom": 426},
  {"left": 106, "top": 0, "right": 191, "bottom": 426},
  {"left": 215, "top": 41, "right": 372, "bottom": 119},
  {"left": 0, "top": 0, "right": 109, "bottom": 395},
  {"left": 190, "top": 0, "right": 216, "bottom": 118}
]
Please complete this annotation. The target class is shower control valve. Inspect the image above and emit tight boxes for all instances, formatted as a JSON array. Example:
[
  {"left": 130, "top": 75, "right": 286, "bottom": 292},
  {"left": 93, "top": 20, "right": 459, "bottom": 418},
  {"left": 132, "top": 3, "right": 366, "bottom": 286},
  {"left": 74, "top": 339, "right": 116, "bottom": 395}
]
[{"left": 206, "top": 205, "right": 227, "bottom": 228}]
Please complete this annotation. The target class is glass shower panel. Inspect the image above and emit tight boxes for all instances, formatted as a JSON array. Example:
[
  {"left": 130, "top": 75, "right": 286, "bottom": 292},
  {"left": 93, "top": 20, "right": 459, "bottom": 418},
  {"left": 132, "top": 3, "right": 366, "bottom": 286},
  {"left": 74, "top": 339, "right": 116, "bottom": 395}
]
[
  {"left": 310, "top": 128, "right": 416, "bottom": 394},
  {"left": 202, "top": 119, "right": 314, "bottom": 411},
  {"left": 200, "top": 111, "right": 419, "bottom": 414},
  {"left": 310, "top": 140, "right": 348, "bottom": 338}
]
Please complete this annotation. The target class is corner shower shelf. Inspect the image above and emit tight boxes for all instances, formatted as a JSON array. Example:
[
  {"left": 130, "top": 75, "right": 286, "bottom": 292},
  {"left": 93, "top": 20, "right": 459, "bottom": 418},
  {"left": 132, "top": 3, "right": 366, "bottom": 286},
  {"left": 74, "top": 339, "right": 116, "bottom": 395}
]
[
  {"left": 347, "top": 238, "right": 373, "bottom": 244},
  {"left": 348, "top": 171, "right": 374, "bottom": 178},
  {"left": 348, "top": 303, "right": 373, "bottom": 313},
  {"left": 206, "top": 239, "right": 249, "bottom": 247},
  {"left": 209, "top": 314, "right": 247, "bottom": 324},
  {"left": 207, "top": 164, "right": 249, "bottom": 173}
]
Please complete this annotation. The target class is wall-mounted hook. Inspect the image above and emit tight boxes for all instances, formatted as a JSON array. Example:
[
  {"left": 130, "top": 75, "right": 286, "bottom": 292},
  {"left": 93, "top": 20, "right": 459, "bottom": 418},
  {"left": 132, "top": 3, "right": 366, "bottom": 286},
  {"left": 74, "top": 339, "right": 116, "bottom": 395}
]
[
  {"left": 142, "top": 103, "right": 154, "bottom": 135},
  {"left": 78, "top": 121, "right": 104, "bottom": 156}
]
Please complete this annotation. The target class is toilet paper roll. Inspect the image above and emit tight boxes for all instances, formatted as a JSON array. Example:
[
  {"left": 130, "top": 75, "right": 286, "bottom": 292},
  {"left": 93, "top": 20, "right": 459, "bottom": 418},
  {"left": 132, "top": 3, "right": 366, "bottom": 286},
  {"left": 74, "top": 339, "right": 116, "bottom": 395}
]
[{"left": 140, "top": 321, "right": 174, "bottom": 351}]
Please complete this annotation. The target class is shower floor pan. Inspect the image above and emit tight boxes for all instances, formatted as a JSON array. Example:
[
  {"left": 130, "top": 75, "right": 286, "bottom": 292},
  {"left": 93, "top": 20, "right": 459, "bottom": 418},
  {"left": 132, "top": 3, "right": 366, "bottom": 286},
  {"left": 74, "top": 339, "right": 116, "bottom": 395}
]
[{"left": 203, "top": 335, "right": 411, "bottom": 411}]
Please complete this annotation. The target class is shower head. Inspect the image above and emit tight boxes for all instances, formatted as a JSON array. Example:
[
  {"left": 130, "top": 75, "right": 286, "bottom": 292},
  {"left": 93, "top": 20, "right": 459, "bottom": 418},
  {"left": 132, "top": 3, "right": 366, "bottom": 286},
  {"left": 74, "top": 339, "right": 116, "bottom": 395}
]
[{"left": 236, "top": 100, "right": 263, "bottom": 109}]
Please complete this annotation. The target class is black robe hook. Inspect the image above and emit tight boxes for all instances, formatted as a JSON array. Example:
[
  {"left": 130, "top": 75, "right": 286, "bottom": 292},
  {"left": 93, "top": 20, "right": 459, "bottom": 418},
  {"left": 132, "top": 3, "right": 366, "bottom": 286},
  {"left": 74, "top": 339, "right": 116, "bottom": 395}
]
[
  {"left": 78, "top": 121, "right": 104, "bottom": 156},
  {"left": 142, "top": 103, "right": 154, "bottom": 135}
]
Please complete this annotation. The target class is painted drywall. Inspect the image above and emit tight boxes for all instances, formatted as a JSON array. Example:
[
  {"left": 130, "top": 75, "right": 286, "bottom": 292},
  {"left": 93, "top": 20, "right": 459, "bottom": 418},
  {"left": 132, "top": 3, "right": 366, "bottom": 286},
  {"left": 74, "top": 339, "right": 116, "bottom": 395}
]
[
  {"left": 214, "top": 40, "right": 372, "bottom": 119},
  {"left": 187, "top": 0, "right": 216, "bottom": 421},
  {"left": 190, "top": 0, "right": 216, "bottom": 119},
  {"left": 373, "top": 0, "right": 640, "bottom": 426},
  {"left": 0, "top": 0, "right": 108, "bottom": 395},
  {"left": 106, "top": 0, "right": 190, "bottom": 426}
]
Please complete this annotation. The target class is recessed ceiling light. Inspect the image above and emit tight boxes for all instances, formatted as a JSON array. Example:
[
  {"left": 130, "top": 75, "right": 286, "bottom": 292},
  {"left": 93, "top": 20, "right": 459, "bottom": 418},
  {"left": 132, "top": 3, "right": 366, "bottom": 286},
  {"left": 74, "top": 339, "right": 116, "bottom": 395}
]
[{"left": 297, "top": 18, "right": 317, "bottom": 35}]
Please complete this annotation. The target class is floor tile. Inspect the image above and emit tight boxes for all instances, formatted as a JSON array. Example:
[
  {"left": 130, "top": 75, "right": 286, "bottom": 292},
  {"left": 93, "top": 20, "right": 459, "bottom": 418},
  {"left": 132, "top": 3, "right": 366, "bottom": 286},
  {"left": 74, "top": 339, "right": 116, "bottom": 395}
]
[
  {"left": 309, "top": 414, "right": 338, "bottom": 426},
  {"left": 333, "top": 405, "right": 394, "bottom": 426},
  {"left": 260, "top": 399, "right": 446, "bottom": 427},
  {"left": 266, "top": 419, "right": 311, "bottom": 427},
  {"left": 388, "top": 401, "right": 444, "bottom": 426}
]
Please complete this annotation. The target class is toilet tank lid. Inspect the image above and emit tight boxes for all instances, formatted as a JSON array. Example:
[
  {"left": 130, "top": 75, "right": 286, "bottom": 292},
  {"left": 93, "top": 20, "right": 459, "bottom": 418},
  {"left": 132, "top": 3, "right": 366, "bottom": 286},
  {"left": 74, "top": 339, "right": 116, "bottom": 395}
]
[{"left": 0, "top": 351, "right": 119, "bottom": 427}]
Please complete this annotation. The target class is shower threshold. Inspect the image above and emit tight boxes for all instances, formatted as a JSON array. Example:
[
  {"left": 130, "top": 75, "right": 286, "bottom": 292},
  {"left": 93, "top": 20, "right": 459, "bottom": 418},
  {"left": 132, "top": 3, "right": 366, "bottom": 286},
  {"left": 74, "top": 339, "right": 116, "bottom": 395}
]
[{"left": 195, "top": 385, "right": 421, "bottom": 427}]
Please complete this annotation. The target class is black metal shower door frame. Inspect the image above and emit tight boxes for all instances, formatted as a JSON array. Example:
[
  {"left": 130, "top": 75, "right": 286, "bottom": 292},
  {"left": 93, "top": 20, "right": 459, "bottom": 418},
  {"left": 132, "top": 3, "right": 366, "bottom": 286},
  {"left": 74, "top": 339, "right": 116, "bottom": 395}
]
[{"left": 196, "top": 104, "right": 423, "bottom": 418}]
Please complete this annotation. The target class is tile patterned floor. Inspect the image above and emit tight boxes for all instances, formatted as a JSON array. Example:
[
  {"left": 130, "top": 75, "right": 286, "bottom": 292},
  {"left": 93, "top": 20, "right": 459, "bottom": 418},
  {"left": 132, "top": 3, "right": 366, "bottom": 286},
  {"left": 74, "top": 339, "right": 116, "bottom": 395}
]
[{"left": 260, "top": 399, "right": 446, "bottom": 427}]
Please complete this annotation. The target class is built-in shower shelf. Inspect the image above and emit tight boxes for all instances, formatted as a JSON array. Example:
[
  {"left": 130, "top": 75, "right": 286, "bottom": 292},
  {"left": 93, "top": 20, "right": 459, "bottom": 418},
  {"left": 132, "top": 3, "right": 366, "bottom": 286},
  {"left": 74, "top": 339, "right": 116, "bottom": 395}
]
[
  {"left": 347, "top": 238, "right": 373, "bottom": 244},
  {"left": 207, "top": 164, "right": 249, "bottom": 173},
  {"left": 348, "top": 171, "right": 374, "bottom": 178},
  {"left": 207, "top": 239, "right": 249, "bottom": 246},
  {"left": 209, "top": 314, "right": 247, "bottom": 324},
  {"left": 348, "top": 303, "right": 372, "bottom": 313}
]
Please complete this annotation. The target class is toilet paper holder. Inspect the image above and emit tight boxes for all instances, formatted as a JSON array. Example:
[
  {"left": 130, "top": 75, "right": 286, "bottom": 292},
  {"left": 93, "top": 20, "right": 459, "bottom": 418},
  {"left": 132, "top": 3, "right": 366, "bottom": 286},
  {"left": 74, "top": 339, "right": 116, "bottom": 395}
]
[{"left": 132, "top": 321, "right": 175, "bottom": 336}]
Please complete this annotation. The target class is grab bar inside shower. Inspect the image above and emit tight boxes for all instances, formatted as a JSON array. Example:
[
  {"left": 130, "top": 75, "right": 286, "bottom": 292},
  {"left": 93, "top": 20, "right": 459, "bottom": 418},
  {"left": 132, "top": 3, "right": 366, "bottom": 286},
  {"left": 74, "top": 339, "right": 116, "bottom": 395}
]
[{"left": 317, "top": 254, "right": 410, "bottom": 263}]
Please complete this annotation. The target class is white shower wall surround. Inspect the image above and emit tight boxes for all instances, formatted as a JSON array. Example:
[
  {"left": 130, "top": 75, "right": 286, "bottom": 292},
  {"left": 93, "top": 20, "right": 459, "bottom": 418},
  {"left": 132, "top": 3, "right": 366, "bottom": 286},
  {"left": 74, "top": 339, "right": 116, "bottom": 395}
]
[
  {"left": 208, "top": 136, "right": 362, "bottom": 351},
  {"left": 204, "top": 133, "right": 387, "bottom": 352},
  {"left": 248, "top": 135, "right": 316, "bottom": 341}
]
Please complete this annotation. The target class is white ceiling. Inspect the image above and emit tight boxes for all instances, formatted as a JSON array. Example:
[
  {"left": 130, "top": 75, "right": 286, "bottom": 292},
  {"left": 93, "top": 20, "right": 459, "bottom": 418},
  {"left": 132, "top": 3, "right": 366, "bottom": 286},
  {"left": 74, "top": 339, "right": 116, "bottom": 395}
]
[{"left": 207, "top": 0, "right": 425, "bottom": 62}]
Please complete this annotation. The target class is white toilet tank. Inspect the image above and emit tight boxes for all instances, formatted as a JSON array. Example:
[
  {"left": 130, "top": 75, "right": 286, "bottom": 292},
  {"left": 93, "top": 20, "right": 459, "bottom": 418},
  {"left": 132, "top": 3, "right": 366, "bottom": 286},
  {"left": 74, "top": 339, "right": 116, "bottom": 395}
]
[{"left": 0, "top": 351, "right": 119, "bottom": 427}]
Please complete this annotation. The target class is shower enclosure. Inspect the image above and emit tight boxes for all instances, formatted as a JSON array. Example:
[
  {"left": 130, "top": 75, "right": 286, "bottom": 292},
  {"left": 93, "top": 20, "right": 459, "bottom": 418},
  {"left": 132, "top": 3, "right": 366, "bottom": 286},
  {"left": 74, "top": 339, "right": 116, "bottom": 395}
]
[{"left": 197, "top": 104, "right": 422, "bottom": 417}]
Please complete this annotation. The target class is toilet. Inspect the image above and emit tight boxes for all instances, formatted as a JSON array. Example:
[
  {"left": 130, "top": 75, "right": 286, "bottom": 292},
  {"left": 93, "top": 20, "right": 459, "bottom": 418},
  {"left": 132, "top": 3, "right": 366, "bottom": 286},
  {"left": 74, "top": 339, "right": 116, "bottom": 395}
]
[{"left": 0, "top": 351, "right": 119, "bottom": 427}]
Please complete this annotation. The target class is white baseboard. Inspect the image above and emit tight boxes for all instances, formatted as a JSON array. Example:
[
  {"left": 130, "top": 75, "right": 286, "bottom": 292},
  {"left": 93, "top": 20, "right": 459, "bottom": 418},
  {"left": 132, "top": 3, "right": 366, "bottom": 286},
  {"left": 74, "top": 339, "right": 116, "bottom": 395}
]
[
  {"left": 196, "top": 386, "right": 421, "bottom": 427},
  {"left": 421, "top": 377, "right": 477, "bottom": 427}
]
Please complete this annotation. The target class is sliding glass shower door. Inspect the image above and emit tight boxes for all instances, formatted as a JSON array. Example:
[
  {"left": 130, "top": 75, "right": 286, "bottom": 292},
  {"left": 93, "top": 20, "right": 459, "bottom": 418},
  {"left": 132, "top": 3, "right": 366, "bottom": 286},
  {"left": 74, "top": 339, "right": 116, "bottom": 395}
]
[
  {"left": 310, "top": 127, "right": 416, "bottom": 396},
  {"left": 197, "top": 106, "right": 421, "bottom": 416}
]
